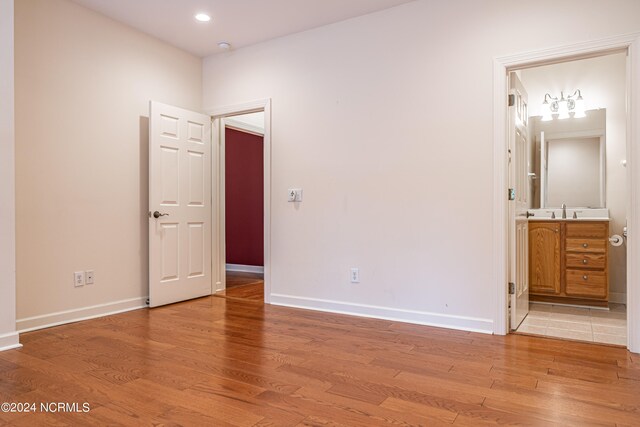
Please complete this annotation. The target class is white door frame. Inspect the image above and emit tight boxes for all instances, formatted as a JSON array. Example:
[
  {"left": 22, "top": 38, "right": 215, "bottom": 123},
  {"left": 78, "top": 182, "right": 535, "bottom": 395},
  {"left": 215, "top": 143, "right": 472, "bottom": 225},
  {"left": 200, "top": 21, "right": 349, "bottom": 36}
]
[
  {"left": 208, "top": 99, "right": 272, "bottom": 303},
  {"left": 492, "top": 33, "right": 640, "bottom": 353}
]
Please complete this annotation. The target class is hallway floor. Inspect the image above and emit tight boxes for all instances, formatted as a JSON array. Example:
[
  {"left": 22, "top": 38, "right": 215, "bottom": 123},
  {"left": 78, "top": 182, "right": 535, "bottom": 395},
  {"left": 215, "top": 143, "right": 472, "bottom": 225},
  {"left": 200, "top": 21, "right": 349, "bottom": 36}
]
[
  {"left": 516, "top": 302, "right": 627, "bottom": 345},
  {"left": 214, "top": 271, "right": 264, "bottom": 302}
]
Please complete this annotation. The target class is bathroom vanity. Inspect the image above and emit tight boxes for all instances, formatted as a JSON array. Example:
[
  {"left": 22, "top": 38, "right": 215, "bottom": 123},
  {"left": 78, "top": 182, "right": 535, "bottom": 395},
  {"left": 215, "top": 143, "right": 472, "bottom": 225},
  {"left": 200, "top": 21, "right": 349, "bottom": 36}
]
[
  {"left": 525, "top": 110, "right": 614, "bottom": 308},
  {"left": 529, "top": 219, "right": 609, "bottom": 307}
]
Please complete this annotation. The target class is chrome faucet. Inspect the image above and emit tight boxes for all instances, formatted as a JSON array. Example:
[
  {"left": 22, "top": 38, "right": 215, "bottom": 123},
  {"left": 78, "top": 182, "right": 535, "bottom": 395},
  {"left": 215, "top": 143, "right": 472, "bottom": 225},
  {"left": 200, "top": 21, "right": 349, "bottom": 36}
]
[{"left": 561, "top": 203, "right": 567, "bottom": 219}]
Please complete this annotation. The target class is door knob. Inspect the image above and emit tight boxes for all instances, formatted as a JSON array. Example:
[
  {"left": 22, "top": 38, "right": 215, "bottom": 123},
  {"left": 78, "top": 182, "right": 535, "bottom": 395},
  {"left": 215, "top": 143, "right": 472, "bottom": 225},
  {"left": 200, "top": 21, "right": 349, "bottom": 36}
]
[{"left": 152, "top": 211, "right": 169, "bottom": 219}]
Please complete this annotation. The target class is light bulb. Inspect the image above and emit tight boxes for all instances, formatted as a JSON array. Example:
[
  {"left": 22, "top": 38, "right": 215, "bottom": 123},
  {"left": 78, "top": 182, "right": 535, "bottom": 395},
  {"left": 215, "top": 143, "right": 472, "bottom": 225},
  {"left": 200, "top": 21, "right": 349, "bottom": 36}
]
[
  {"left": 557, "top": 99, "right": 569, "bottom": 120},
  {"left": 541, "top": 100, "right": 552, "bottom": 121},
  {"left": 573, "top": 95, "right": 586, "bottom": 118}
]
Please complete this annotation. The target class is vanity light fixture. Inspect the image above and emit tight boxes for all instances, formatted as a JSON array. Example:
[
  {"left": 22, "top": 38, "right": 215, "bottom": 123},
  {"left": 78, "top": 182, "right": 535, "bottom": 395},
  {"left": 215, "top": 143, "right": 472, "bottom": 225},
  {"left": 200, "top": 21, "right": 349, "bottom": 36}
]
[
  {"left": 540, "top": 90, "right": 586, "bottom": 121},
  {"left": 195, "top": 13, "right": 211, "bottom": 22}
]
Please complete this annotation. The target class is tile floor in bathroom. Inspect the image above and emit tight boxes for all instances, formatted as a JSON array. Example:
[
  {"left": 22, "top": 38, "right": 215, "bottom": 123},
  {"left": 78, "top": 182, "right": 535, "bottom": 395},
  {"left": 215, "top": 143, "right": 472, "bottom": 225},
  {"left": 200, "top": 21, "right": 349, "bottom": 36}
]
[{"left": 515, "top": 302, "right": 627, "bottom": 345}]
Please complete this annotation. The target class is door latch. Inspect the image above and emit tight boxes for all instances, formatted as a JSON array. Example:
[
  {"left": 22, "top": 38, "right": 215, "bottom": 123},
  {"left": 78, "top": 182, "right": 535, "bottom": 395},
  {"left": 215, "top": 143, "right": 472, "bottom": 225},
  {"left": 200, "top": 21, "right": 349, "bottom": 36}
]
[
  {"left": 509, "top": 282, "right": 515, "bottom": 295},
  {"left": 508, "top": 188, "right": 516, "bottom": 201}
]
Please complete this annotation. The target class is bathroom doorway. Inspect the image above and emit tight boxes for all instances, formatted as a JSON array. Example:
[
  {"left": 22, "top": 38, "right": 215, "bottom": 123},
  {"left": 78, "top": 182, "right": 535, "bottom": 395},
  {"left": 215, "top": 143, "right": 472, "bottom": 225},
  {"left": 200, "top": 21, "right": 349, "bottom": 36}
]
[{"left": 507, "top": 52, "right": 629, "bottom": 345}]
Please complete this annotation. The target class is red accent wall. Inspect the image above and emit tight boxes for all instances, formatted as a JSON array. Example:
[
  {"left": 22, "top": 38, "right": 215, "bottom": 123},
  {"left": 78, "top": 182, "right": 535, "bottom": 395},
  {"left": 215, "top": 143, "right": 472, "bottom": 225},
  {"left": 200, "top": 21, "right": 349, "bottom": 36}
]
[{"left": 225, "top": 128, "right": 264, "bottom": 266}]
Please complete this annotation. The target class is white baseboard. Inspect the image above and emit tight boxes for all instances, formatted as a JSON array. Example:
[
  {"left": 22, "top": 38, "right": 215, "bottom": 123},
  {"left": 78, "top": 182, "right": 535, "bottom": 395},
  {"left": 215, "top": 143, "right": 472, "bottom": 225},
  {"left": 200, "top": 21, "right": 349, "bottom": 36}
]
[
  {"left": 0, "top": 331, "right": 21, "bottom": 352},
  {"left": 610, "top": 292, "right": 627, "bottom": 304},
  {"left": 17, "top": 297, "right": 148, "bottom": 333},
  {"left": 226, "top": 264, "right": 264, "bottom": 274},
  {"left": 269, "top": 294, "right": 493, "bottom": 334}
]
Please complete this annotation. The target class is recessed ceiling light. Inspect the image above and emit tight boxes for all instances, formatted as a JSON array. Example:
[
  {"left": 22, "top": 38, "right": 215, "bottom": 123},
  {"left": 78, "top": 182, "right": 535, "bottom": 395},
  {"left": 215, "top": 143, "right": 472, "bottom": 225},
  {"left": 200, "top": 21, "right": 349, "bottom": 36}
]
[{"left": 195, "top": 13, "right": 211, "bottom": 22}]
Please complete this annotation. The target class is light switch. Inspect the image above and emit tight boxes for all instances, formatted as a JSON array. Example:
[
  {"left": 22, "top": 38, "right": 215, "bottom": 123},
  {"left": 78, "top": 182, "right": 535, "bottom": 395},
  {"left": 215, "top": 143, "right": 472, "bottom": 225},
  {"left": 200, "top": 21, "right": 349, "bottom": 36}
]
[{"left": 288, "top": 188, "right": 302, "bottom": 202}]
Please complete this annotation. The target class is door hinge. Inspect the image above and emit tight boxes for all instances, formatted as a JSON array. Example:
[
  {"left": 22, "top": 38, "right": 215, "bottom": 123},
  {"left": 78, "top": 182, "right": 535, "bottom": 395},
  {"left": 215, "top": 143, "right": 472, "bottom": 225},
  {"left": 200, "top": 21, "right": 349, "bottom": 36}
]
[
  {"left": 509, "top": 282, "right": 515, "bottom": 295},
  {"left": 508, "top": 94, "right": 515, "bottom": 107},
  {"left": 508, "top": 188, "right": 515, "bottom": 201}
]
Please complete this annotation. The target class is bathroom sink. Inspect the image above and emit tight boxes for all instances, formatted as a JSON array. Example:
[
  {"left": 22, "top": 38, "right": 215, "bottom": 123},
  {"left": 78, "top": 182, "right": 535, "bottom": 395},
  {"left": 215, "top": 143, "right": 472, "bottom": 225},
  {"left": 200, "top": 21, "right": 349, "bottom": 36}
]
[{"left": 527, "top": 208, "right": 609, "bottom": 221}]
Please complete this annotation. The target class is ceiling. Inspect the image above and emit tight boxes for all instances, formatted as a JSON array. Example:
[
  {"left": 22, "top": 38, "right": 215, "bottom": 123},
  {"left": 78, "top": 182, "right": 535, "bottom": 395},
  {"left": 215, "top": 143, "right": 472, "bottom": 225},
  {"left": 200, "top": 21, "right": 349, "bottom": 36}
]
[{"left": 71, "top": 0, "right": 416, "bottom": 57}]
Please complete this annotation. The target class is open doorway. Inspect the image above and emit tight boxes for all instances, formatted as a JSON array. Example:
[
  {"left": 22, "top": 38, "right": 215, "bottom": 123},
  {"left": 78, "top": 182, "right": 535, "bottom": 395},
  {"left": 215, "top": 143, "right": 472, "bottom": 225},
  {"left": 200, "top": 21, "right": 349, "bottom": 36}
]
[
  {"left": 209, "top": 99, "right": 272, "bottom": 304},
  {"left": 507, "top": 52, "right": 628, "bottom": 345},
  {"left": 219, "top": 112, "right": 265, "bottom": 301}
]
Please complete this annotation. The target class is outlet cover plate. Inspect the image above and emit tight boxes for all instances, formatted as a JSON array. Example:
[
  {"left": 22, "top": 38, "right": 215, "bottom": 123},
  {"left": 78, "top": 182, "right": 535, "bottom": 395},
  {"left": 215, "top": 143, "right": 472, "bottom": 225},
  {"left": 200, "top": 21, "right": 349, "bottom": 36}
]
[
  {"left": 288, "top": 188, "right": 303, "bottom": 202},
  {"left": 350, "top": 268, "right": 360, "bottom": 283},
  {"left": 74, "top": 271, "right": 85, "bottom": 287}
]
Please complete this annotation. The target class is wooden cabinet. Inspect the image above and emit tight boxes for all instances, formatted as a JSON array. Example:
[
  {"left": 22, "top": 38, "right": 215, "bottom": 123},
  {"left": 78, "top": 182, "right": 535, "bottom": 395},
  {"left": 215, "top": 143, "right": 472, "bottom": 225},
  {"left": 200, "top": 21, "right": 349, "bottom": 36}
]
[
  {"left": 529, "top": 220, "right": 609, "bottom": 307},
  {"left": 529, "top": 222, "right": 561, "bottom": 295}
]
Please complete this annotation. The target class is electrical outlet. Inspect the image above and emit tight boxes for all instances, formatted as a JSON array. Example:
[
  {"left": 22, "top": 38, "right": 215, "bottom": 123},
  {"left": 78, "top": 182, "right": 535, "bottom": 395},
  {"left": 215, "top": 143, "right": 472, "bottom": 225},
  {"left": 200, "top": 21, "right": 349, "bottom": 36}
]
[
  {"left": 74, "top": 271, "right": 85, "bottom": 287},
  {"left": 350, "top": 268, "right": 360, "bottom": 283},
  {"left": 85, "top": 270, "right": 94, "bottom": 285},
  {"left": 287, "top": 188, "right": 303, "bottom": 202}
]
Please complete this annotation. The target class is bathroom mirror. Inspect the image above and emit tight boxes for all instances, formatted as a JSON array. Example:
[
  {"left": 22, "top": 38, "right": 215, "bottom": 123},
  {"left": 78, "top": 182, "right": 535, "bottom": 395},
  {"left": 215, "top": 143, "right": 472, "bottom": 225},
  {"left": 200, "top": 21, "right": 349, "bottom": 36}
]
[{"left": 531, "top": 109, "right": 606, "bottom": 209}]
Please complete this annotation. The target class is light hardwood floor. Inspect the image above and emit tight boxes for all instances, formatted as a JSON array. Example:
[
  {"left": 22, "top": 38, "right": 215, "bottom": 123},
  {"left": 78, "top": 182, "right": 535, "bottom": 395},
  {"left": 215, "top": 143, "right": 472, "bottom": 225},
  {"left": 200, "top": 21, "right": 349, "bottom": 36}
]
[
  {"left": 216, "top": 271, "right": 264, "bottom": 301},
  {"left": 1, "top": 296, "right": 639, "bottom": 425}
]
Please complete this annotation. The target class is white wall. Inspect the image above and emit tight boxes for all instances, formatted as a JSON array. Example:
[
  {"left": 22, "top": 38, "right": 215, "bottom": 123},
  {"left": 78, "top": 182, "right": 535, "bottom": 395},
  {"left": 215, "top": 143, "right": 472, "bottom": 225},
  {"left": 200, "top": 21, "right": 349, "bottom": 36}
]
[
  {"left": 0, "top": 0, "right": 19, "bottom": 350},
  {"left": 522, "top": 53, "right": 628, "bottom": 300},
  {"left": 14, "top": 0, "right": 202, "bottom": 330},
  {"left": 203, "top": 0, "right": 640, "bottom": 332}
]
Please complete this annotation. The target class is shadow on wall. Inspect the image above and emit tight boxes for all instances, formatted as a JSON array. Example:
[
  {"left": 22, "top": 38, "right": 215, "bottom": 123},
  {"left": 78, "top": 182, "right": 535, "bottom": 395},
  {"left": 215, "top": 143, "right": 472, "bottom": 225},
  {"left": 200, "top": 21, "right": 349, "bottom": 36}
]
[{"left": 140, "top": 116, "right": 149, "bottom": 294}]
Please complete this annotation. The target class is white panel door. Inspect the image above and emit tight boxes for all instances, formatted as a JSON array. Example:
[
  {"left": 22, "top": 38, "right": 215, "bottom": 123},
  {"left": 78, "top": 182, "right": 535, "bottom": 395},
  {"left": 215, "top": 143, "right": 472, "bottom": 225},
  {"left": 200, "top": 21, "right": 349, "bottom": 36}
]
[
  {"left": 509, "top": 72, "right": 530, "bottom": 330},
  {"left": 149, "top": 101, "right": 212, "bottom": 307}
]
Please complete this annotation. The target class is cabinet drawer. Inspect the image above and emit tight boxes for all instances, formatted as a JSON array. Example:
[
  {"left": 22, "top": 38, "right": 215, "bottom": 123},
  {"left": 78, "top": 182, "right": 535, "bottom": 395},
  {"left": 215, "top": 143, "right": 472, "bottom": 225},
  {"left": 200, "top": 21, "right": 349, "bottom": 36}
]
[
  {"left": 566, "top": 253, "right": 606, "bottom": 269},
  {"left": 566, "top": 238, "right": 606, "bottom": 253},
  {"left": 565, "top": 269, "right": 607, "bottom": 299},
  {"left": 566, "top": 222, "right": 608, "bottom": 238}
]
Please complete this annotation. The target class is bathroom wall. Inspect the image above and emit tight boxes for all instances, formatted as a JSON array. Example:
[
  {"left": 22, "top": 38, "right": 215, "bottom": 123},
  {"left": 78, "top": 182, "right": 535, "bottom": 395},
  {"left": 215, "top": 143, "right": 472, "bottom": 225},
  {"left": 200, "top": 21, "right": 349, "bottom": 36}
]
[{"left": 522, "top": 53, "right": 628, "bottom": 302}]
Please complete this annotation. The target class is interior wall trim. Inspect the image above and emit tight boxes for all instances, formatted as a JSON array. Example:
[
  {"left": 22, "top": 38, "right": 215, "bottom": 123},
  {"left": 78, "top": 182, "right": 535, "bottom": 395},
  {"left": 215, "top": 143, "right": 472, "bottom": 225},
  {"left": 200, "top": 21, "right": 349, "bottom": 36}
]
[
  {"left": 493, "top": 32, "right": 640, "bottom": 353},
  {"left": 224, "top": 119, "right": 264, "bottom": 136},
  {"left": 610, "top": 292, "right": 628, "bottom": 304},
  {"left": 0, "top": 332, "right": 21, "bottom": 352},
  {"left": 270, "top": 294, "right": 494, "bottom": 334},
  {"left": 226, "top": 264, "right": 264, "bottom": 274},
  {"left": 16, "top": 296, "right": 148, "bottom": 333}
]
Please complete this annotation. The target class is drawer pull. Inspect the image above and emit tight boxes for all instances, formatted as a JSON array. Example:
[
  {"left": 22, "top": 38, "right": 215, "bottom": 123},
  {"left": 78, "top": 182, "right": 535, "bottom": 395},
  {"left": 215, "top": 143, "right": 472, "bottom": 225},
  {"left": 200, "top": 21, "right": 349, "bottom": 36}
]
[
  {"left": 583, "top": 275, "right": 588, "bottom": 280},
  {"left": 583, "top": 259, "right": 588, "bottom": 264},
  {"left": 583, "top": 243, "right": 588, "bottom": 248}
]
